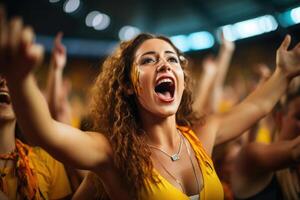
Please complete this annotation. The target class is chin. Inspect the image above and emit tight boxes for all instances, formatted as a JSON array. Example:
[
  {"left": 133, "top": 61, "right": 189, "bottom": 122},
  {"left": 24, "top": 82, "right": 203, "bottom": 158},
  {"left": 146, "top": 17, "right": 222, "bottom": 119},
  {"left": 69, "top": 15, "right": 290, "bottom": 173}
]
[
  {"left": 0, "top": 110, "right": 16, "bottom": 121},
  {"left": 154, "top": 107, "right": 178, "bottom": 118},
  {"left": 0, "top": 115, "right": 16, "bottom": 121}
]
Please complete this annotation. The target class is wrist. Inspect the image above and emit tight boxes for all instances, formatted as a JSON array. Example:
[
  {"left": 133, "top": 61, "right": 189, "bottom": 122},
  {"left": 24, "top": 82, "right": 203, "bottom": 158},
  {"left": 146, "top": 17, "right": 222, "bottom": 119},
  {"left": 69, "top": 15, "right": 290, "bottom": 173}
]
[
  {"left": 6, "top": 73, "right": 35, "bottom": 89},
  {"left": 220, "top": 45, "right": 234, "bottom": 53},
  {"left": 274, "top": 67, "right": 290, "bottom": 84}
]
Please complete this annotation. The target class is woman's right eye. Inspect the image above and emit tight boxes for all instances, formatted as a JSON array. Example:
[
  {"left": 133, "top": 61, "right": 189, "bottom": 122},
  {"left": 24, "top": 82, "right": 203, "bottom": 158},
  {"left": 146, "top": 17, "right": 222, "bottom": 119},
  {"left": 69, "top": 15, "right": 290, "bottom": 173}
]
[{"left": 140, "top": 57, "right": 156, "bottom": 65}]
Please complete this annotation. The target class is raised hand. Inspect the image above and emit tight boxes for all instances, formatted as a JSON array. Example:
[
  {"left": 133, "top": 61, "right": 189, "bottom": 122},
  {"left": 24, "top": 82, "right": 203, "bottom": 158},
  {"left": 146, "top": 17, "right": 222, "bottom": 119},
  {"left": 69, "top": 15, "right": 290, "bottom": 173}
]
[
  {"left": 254, "top": 63, "right": 271, "bottom": 85},
  {"left": 220, "top": 31, "right": 235, "bottom": 52},
  {"left": 276, "top": 35, "right": 300, "bottom": 80},
  {"left": 50, "top": 32, "right": 66, "bottom": 70},
  {"left": 0, "top": 6, "right": 44, "bottom": 82},
  {"left": 203, "top": 56, "right": 218, "bottom": 77}
]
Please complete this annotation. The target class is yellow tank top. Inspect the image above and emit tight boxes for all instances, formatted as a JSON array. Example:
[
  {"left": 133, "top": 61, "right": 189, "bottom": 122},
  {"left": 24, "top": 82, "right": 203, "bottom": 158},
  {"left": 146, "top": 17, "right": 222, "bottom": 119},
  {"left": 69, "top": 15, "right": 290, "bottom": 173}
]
[{"left": 139, "top": 126, "right": 224, "bottom": 200}]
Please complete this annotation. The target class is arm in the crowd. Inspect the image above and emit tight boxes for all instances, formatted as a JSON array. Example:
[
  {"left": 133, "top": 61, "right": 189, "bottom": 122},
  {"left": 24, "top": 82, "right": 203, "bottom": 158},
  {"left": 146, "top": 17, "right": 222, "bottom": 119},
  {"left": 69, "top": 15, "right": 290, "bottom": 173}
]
[
  {"left": 195, "top": 35, "right": 300, "bottom": 154},
  {"left": 45, "top": 32, "right": 72, "bottom": 124},
  {"left": 231, "top": 135, "right": 300, "bottom": 198},
  {"left": 192, "top": 57, "right": 217, "bottom": 113},
  {"left": 0, "top": 16, "right": 112, "bottom": 170},
  {"left": 11, "top": 75, "right": 111, "bottom": 169},
  {"left": 237, "top": 136, "right": 300, "bottom": 176},
  {"left": 212, "top": 33, "right": 235, "bottom": 112},
  {"left": 254, "top": 64, "right": 273, "bottom": 143}
]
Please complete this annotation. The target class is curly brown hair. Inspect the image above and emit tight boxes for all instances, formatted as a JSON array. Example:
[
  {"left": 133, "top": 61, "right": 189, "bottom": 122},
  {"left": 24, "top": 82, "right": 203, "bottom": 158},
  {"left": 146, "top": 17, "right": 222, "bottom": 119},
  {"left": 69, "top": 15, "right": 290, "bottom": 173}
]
[{"left": 90, "top": 33, "right": 199, "bottom": 199}]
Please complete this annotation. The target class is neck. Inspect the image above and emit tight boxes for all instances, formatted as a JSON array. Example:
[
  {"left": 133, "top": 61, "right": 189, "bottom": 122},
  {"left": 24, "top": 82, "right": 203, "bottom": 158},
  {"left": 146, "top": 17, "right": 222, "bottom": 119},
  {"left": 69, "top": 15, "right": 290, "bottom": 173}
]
[
  {"left": 140, "top": 110, "right": 179, "bottom": 149},
  {"left": 0, "top": 119, "right": 16, "bottom": 154}
]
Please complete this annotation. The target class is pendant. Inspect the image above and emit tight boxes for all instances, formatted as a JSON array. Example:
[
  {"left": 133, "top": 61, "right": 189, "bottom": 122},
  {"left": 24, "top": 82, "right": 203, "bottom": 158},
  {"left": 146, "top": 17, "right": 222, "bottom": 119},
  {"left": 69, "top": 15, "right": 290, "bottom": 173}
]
[{"left": 171, "top": 154, "right": 180, "bottom": 161}]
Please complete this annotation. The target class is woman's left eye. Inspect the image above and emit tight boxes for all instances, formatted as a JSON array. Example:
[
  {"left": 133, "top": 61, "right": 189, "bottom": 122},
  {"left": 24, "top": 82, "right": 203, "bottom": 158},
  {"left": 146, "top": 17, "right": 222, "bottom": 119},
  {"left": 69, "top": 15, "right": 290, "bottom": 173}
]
[{"left": 168, "top": 57, "right": 179, "bottom": 63}]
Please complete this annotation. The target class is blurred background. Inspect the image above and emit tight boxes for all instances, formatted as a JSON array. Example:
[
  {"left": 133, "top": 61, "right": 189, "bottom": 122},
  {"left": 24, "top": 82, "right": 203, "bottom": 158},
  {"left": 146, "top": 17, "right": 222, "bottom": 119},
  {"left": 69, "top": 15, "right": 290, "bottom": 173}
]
[{"left": 2, "top": 0, "right": 300, "bottom": 124}]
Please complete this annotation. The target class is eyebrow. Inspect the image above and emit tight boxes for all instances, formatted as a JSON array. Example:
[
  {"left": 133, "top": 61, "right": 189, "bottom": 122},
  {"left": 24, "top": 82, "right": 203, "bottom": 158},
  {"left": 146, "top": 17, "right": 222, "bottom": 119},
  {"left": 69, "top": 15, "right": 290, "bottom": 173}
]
[{"left": 137, "top": 50, "right": 176, "bottom": 58}]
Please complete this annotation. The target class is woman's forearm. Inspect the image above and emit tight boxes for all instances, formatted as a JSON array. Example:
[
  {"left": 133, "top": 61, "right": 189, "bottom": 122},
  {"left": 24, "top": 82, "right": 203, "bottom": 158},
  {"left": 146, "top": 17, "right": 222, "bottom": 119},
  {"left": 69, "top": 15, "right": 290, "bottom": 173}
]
[
  {"left": 7, "top": 74, "right": 58, "bottom": 146},
  {"left": 46, "top": 66, "right": 64, "bottom": 118},
  {"left": 243, "top": 67, "right": 288, "bottom": 116}
]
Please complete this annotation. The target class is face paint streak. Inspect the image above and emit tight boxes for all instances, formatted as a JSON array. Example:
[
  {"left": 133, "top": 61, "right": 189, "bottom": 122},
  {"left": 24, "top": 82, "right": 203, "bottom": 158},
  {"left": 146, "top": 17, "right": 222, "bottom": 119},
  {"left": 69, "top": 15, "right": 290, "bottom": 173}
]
[{"left": 131, "top": 64, "right": 142, "bottom": 95}]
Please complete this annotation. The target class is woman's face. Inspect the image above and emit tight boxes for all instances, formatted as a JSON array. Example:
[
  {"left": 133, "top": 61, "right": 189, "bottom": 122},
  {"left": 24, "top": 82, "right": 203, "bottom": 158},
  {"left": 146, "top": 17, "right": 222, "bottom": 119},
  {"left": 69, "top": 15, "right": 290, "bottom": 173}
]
[
  {"left": 131, "top": 38, "right": 185, "bottom": 118},
  {"left": 0, "top": 76, "right": 15, "bottom": 121}
]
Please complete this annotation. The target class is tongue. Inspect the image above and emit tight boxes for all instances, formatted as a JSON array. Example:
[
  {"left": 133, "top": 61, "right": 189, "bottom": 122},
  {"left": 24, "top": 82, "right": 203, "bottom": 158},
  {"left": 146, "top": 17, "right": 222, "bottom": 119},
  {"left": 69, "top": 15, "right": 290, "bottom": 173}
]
[{"left": 156, "top": 91, "right": 172, "bottom": 101}]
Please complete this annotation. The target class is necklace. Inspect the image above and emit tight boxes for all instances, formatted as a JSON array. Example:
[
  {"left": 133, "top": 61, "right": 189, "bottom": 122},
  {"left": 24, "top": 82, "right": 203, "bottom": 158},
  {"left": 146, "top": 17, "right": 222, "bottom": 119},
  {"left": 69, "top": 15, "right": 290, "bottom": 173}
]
[
  {"left": 148, "top": 130, "right": 183, "bottom": 161},
  {"left": 184, "top": 137, "right": 200, "bottom": 195},
  {"left": 153, "top": 149, "right": 186, "bottom": 193},
  {"left": 153, "top": 136, "right": 200, "bottom": 195}
]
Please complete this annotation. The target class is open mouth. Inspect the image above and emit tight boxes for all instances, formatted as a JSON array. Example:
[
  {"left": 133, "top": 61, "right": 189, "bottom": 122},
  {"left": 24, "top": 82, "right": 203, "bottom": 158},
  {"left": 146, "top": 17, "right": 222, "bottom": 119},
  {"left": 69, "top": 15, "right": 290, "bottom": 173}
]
[
  {"left": 154, "top": 77, "right": 175, "bottom": 102},
  {"left": 0, "top": 92, "right": 11, "bottom": 105}
]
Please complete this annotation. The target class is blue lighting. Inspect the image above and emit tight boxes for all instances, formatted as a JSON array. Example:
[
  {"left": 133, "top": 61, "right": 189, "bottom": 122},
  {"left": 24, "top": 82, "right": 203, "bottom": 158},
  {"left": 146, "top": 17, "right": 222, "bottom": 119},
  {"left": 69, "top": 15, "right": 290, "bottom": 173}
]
[
  {"left": 187, "top": 31, "right": 215, "bottom": 50},
  {"left": 291, "top": 7, "right": 300, "bottom": 24},
  {"left": 220, "top": 15, "right": 278, "bottom": 41},
  {"left": 170, "top": 35, "right": 189, "bottom": 52},
  {"left": 278, "top": 6, "right": 300, "bottom": 27}
]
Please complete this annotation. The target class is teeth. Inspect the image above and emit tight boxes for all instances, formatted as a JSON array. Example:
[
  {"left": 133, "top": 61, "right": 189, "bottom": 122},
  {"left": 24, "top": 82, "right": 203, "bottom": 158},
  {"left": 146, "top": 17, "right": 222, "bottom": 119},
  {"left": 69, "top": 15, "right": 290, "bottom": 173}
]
[
  {"left": 157, "top": 78, "right": 173, "bottom": 85},
  {"left": 0, "top": 92, "right": 9, "bottom": 97}
]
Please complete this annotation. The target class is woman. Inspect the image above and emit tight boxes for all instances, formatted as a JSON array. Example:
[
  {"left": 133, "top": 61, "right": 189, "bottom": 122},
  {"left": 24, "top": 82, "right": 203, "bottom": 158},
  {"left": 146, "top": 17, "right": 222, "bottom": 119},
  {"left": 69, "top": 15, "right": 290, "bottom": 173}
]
[
  {"left": 1, "top": 13, "right": 300, "bottom": 199},
  {"left": 0, "top": 76, "right": 72, "bottom": 200}
]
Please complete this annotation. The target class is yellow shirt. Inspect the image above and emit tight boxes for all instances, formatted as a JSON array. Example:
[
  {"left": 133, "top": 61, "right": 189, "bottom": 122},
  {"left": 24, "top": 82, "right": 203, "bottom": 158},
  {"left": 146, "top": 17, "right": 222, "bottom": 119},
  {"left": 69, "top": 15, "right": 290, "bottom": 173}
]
[
  {"left": 2, "top": 147, "right": 72, "bottom": 200},
  {"left": 255, "top": 126, "right": 271, "bottom": 144},
  {"left": 140, "top": 126, "right": 224, "bottom": 200}
]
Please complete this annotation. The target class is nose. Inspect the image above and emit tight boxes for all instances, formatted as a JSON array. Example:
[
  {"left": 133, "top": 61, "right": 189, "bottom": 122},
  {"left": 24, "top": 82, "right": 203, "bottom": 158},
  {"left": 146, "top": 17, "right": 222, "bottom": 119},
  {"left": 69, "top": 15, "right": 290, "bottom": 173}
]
[
  {"left": 0, "top": 76, "right": 6, "bottom": 87},
  {"left": 156, "top": 58, "right": 171, "bottom": 72}
]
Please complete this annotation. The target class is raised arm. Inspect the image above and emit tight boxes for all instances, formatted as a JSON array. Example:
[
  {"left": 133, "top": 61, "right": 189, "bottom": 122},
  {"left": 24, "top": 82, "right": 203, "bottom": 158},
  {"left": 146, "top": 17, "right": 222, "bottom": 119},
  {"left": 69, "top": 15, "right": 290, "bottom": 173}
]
[
  {"left": 45, "top": 32, "right": 72, "bottom": 124},
  {"left": 231, "top": 135, "right": 300, "bottom": 198},
  {"left": 192, "top": 56, "right": 218, "bottom": 114},
  {"left": 0, "top": 14, "right": 111, "bottom": 170},
  {"left": 194, "top": 35, "right": 300, "bottom": 154},
  {"left": 211, "top": 33, "right": 235, "bottom": 112}
]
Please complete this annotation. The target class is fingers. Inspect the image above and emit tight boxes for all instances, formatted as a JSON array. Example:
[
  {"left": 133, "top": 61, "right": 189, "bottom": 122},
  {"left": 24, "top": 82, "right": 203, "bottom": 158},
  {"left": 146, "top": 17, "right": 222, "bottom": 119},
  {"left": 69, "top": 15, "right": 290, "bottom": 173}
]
[
  {"left": 0, "top": 5, "right": 6, "bottom": 45},
  {"left": 8, "top": 17, "right": 23, "bottom": 54},
  {"left": 55, "top": 31, "right": 63, "bottom": 44},
  {"left": 279, "top": 34, "right": 291, "bottom": 51},
  {"left": 54, "top": 31, "right": 63, "bottom": 49},
  {"left": 220, "top": 31, "right": 225, "bottom": 42},
  {"left": 26, "top": 43, "right": 44, "bottom": 67},
  {"left": 20, "top": 26, "right": 34, "bottom": 49},
  {"left": 53, "top": 31, "right": 65, "bottom": 54},
  {"left": 21, "top": 26, "right": 44, "bottom": 66}
]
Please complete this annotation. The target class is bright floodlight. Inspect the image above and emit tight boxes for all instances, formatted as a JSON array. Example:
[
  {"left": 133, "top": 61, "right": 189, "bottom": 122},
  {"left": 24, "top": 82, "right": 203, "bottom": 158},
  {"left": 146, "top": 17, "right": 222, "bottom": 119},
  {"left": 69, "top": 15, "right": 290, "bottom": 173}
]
[
  {"left": 221, "top": 15, "right": 278, "bottom": 41},
  {"left": 119, "top": 26, "right": 141, "bottom": 41},
  {"left": 93, "top": 13, "right": 110, "bottom": 30},
  {"left": 49, "top": 0, "right": 60, "bottom": 3},
  {"left": 86, "top": 11, "right": 100, "bottom": 27},
  {"left": 63, "top": 0, "right": 80, "bottom": 13},
  {"left": 187, "top": 31, "right": 214, "bottom": 50},
  {"left": 170, "top": 35, "right": 189, "bottom": 52},
  {"left": 291, "top": 7, "right": 300, "bottom": 24}
]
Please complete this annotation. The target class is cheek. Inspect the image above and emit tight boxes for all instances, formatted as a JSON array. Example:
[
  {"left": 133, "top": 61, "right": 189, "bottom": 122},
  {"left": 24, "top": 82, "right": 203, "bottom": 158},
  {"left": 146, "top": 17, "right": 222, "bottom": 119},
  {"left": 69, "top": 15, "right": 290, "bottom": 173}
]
[{"left": 176, "top": 67, "right": 185, "bottom": 89}]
